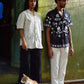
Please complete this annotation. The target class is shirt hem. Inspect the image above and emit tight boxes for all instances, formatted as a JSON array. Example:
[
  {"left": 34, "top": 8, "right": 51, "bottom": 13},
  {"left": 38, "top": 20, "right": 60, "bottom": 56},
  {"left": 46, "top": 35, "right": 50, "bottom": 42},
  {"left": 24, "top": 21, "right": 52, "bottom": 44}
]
[{"left": 51, "top": 43, "right": 69, "bottom": 48}]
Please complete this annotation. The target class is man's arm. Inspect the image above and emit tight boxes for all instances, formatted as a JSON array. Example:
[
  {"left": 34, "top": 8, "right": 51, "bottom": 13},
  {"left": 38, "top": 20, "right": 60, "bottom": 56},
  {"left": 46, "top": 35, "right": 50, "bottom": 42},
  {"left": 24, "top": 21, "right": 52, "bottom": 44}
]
[
  {"left": 69, "top": 27, "right": 74, "bottom": 56},
  {"left": 46, "top": 27, "right": 53, "bottom": 58},
  {"left": 19, "top": 29, "right": 28, "bottom": 51}
]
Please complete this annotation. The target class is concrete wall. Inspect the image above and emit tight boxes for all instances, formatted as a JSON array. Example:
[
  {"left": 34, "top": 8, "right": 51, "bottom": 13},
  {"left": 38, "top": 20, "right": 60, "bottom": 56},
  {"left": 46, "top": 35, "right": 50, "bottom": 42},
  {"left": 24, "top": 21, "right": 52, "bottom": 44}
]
[{"left": 11, "top": 0, "right": 84, "bottom": 82}]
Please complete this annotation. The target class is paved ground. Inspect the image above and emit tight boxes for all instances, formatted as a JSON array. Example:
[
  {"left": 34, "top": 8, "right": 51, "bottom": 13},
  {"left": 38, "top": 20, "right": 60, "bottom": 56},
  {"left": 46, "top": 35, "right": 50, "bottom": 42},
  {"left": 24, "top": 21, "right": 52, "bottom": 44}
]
[
  {"left": 0, "top": 60, "right": 84, "bottom": 84},
  {"left": 40, "top": 82, "right": 84, "bottom": 84},
  {"left": 65, "top": 82, "right": 84, "bottom": 84}
]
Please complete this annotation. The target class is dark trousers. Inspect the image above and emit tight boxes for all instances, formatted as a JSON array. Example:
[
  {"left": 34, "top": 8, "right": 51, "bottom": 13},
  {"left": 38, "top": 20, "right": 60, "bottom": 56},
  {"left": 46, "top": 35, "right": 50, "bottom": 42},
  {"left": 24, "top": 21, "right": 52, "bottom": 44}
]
[{"left": 18, "top": 47, "right": 41, "bottom": 84}]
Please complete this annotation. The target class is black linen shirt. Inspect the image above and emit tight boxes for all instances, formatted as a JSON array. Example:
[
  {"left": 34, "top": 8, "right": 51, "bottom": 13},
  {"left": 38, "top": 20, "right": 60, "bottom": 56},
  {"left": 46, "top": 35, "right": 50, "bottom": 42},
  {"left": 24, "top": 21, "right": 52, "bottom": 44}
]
[{"left": 44, "top": 8, "right": 72, "bottom": 48}]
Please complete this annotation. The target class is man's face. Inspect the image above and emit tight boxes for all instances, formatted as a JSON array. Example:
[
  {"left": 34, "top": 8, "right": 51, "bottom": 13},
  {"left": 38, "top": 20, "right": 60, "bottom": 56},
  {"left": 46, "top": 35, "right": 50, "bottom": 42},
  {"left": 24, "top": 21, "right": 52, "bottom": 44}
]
[{"left": 58, "top": 0, "right": 68, "bottom": 8}]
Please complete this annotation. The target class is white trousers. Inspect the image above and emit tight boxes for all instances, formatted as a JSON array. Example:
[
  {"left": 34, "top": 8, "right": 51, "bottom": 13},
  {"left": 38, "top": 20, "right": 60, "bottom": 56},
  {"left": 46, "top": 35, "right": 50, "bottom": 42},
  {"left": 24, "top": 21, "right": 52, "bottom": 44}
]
[{"left": 50, "top": 47, "right": 69, "bottom": 84}]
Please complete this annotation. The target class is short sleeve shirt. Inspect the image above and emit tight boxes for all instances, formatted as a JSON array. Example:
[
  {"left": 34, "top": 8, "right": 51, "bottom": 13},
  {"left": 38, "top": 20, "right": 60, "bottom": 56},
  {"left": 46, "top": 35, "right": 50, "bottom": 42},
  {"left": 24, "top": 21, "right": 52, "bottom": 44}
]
[
  {"left": 16, "top": 9, "right": 43, "bottom": 49},
  {"left": 44, "top": 8, "right": 72, "bottom": 48}
]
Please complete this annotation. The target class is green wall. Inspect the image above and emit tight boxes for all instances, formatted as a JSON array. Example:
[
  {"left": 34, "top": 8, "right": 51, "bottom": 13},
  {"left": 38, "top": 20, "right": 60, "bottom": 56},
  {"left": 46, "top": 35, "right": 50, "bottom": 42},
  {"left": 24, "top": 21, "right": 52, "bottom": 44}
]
[
  {"left": 11, "top": 0, "right": 25, "bottom": 67},
  {"left": 39, "top": 0, "right": 84, "bottom": 81},
  {"left": 65, "top": 0, "right": 84, "bottom": 80},
  {"left": 11, "top": 0, "right": 84, "bottom": 82}
]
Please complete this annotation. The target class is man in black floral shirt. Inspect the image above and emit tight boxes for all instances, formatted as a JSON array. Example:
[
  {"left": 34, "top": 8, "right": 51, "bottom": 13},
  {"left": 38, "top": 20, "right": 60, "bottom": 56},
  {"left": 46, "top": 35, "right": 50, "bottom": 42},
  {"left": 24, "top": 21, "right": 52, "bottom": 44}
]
[{"left": 44, "top": 0, "right": 74, "bottom": 84}]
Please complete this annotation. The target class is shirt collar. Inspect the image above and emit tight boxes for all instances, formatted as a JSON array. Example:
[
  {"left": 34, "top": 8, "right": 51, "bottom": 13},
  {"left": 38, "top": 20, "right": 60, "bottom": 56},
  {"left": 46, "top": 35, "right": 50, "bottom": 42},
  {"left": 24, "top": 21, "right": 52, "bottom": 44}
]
[
  {"left": 55, "top": 7, "right": 65, "bottom": 18},
  {"left": 55, "top": 7, "right": 65, "bottom": 13},
  {"left": 27, "top": 9, "right": 36, "bottom": 16}
]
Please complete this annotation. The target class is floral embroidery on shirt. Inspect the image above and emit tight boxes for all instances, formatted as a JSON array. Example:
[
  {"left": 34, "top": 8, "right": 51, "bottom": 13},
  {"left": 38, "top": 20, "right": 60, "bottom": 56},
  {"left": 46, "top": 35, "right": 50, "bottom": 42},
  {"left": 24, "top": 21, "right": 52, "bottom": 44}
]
[{"left": 44, "top": 8, "right": 72, "bottom": 48}]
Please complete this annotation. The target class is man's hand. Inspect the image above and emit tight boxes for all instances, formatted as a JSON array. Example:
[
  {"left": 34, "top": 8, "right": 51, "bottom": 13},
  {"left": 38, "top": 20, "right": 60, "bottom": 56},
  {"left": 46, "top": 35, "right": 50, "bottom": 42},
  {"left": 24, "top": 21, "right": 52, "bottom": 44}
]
[
  {"left": 69, "top": 46, "right": 74, "bottom": 56},
  {"left": 48, "top": 47, "right": 53, "bottom": 58}
]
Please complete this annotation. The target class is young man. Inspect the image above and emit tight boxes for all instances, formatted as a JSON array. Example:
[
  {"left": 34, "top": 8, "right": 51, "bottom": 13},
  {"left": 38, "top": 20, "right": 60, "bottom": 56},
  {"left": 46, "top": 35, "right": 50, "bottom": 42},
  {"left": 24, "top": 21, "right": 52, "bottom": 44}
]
[{"left": 44, "top": 0, "right": 74, "bottom": 84}]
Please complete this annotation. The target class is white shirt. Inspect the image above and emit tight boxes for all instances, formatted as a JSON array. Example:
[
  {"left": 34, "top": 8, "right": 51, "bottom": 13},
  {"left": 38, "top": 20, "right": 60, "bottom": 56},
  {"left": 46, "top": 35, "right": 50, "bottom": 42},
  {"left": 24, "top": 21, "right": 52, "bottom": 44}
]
[{"left": 16, "top": 9, "right": 43, "bottom": 49}]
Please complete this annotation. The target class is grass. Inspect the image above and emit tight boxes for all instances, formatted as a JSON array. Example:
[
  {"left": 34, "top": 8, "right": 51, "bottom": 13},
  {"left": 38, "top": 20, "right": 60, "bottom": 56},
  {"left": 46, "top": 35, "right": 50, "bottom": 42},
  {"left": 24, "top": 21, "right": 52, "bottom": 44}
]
[{"left": 0, "top": 74, "right": 18, "bottom": 84}]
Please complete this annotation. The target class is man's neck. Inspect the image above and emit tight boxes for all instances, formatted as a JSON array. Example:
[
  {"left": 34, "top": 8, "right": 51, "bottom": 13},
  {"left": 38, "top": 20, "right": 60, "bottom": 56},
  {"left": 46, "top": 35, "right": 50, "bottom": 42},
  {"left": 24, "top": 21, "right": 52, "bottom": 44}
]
[
  {"left": 57, "top": 6, "right": 64, "bottom": 12},
  {"left": 57, "top": 6, "right": 64, "bottom": 17}
]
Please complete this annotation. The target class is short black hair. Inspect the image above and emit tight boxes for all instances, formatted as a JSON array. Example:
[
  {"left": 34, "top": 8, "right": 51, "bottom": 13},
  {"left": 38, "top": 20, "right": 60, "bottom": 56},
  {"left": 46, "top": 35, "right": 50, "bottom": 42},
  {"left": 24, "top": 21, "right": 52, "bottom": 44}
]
[
  {"left": 24, "top": 0, "right": 38, "bottom": 12},
  {"left": 55, "top": 0, "right": 62, "bottom": 4},
  {"left": 55, "top": 0, "right": 57, "bottom": 3}
]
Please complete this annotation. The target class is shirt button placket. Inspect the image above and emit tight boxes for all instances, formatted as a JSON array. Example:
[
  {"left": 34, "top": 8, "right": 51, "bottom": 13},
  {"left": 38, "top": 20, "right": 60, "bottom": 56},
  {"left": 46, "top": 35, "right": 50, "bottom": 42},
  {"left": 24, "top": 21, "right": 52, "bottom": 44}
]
[{"left": 34, "top": 15, "right": 37, "bottom": 48}]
